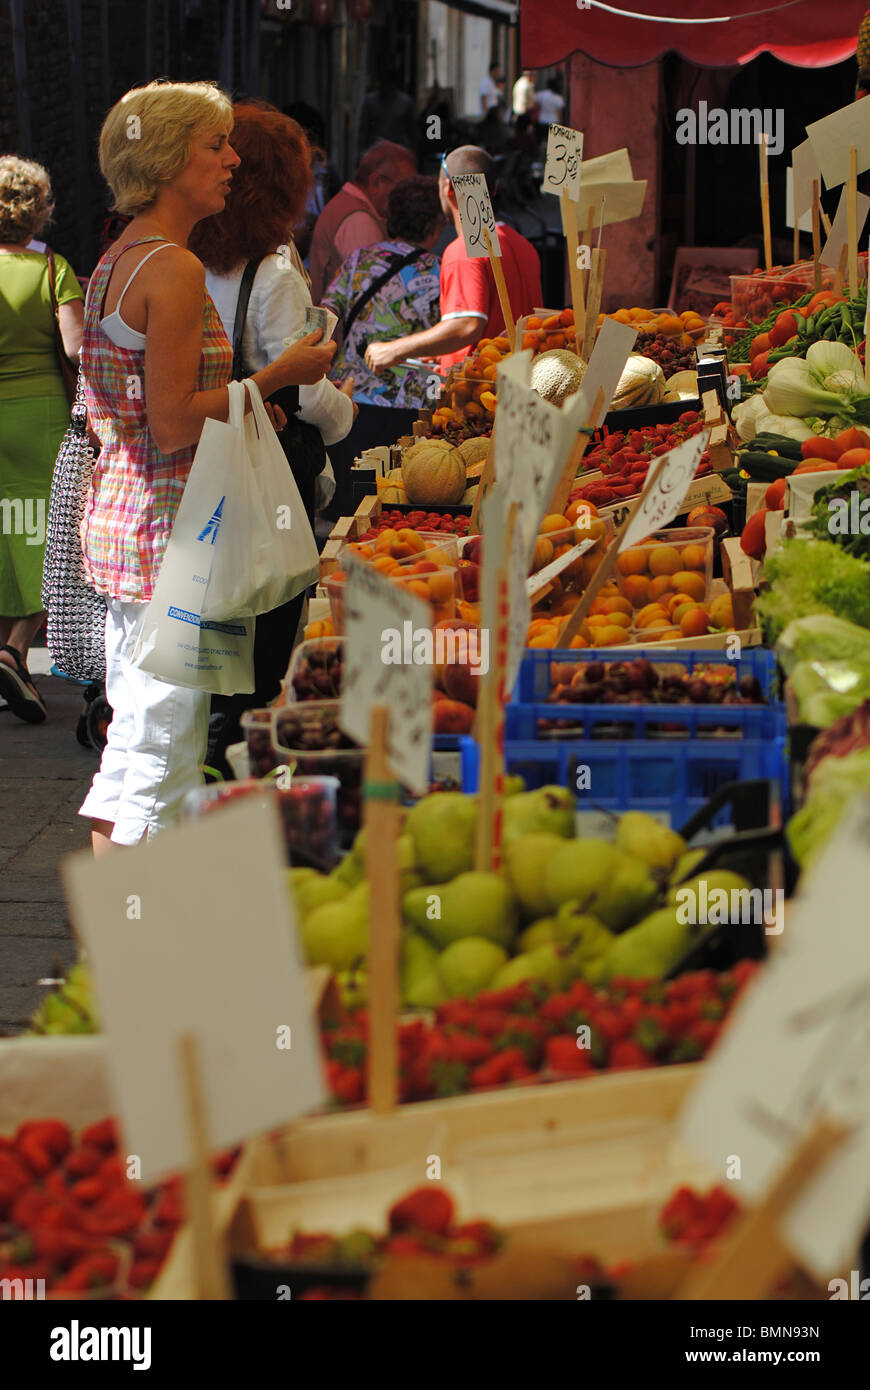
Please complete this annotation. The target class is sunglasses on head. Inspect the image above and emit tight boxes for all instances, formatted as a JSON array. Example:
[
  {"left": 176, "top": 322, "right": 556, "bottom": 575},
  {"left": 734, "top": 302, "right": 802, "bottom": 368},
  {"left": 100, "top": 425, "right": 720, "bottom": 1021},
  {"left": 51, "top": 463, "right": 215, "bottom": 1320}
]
[{"left": 440, "top": 154, "right": 451, "bottom": 183}]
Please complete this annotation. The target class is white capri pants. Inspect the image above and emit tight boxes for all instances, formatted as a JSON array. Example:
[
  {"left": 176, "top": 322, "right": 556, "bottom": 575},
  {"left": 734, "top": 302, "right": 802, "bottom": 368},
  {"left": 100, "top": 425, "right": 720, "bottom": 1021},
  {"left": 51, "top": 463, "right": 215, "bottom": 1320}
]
[{"left": 79, "top": 599, "right": 210, "bottom": 846}]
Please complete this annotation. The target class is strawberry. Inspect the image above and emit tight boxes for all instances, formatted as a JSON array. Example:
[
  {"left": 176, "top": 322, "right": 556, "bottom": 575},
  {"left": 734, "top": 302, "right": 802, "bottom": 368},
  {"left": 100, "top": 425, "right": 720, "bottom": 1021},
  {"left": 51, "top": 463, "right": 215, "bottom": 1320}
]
[
  {"left": 383, "top": 1233, "right": 430, "bottom": 1258},
  {"left": 128, "top": 1257, "right": 162, "bottom": 1290},
  {"left": 704, "top": 1185, "right": 740, "bottom": 1233},
  {"left": 132, "top": 1229, "right": 175, "bottom": 1260},
  {"left": 688, "top": 1020, "right": 720, "bottom": 1053},
  {"left": 70, "top": 1177, "right": 106, "bottom": 1205},
  {"left": 659, "top": 1185, "right": 703, "bottom": 1240},
  {"left": 19, "top": 1226, "right": 96, "bottom": 1267},
  {"left": 446, "top": 1034, "right": 492, "bottom": 1065},
  {"left": 609, "top": 1040, "right": 652, "bottom": 1070},
  {"left": 388, "top": 1185, "right": 454, "bottom": 1237},
  {"left": 15, "top": 1119, "right": 71, "bottom": 1161},
  {"left": 10, "top": 1189, "right": 53, "bottom": 1228},
  {"left": 79, "top": 1117, "right": 118, "bottom": 1151},
  {"left": 545, "top": 1036, "right": 595, "bottom": 1074},
  {"left": 591, "top": 1007, "right": 631, "bottom": 1043},
  {"left": 53, "top": 1251, "right": 120, "bottom": 1292}
]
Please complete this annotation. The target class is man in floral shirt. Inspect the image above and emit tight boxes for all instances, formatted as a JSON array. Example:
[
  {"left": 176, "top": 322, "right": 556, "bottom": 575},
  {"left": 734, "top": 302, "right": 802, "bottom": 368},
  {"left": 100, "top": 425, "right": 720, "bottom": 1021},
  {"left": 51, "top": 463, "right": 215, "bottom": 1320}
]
[{"left": 321, "top": 176, "right": 443, "bottom": 410}]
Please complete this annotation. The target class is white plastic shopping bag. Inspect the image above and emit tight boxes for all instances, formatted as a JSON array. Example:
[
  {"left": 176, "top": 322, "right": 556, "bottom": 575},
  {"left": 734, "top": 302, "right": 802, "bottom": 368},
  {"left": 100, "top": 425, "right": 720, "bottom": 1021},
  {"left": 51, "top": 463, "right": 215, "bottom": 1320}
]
[
  {"left": 201, "top": 378, "right": 319, "bottom": 620},
  {"left": 132, "top": 409, "right": 255, "bottom": 695}
]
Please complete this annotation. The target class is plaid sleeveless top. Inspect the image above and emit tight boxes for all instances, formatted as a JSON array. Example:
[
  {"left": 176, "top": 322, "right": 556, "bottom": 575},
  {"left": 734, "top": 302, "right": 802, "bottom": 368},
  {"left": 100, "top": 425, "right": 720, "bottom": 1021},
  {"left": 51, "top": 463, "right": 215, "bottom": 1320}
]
[{"left": 80, "top": 237, "right": 233, "bottom": 601}]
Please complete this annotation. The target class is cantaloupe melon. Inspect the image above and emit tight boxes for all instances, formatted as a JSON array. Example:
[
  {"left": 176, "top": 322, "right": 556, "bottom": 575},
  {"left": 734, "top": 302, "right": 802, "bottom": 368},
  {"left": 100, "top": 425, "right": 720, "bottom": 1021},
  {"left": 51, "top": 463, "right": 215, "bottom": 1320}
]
[
  {"left": 401, "top": 439, "right": 467, "bottom": 505},
  {"left": 529, "top": 348, "right": 586, "bottom": 407},
  {"left": 458, "top": 436, "right": 490, "bottom": 469}
]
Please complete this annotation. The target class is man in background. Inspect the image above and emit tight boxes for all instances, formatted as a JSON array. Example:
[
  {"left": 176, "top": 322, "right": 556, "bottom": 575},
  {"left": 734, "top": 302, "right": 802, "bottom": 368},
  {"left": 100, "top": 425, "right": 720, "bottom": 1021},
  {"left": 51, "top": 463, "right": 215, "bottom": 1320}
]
[
  {"left": 512, "top": 69, "right": 536, "bottom": 121},
  {"left": 358, "top": 67, "right": 417, "bottom": 154},
  {"left": 364, "top": 144, "right": 542, "bottom": 376},
  {"left": 535, "top": 73, "right": 565, "bottom": 128},
  {"left": 479, "top": 61, "right": 503, "bottom": 115},
  {"left": 309, "top": 139, "right": 417, "bottom": 303}
]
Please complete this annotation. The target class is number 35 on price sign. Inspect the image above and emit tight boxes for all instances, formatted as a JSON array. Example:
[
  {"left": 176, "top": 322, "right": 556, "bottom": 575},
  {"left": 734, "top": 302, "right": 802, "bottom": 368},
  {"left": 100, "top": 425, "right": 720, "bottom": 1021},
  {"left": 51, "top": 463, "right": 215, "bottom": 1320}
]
[
  {"left": 542, "top": 124, "right": 583, "bottom": 200},
  {"left": 453, "top": 172, "right": 500, "bottom": 259}
]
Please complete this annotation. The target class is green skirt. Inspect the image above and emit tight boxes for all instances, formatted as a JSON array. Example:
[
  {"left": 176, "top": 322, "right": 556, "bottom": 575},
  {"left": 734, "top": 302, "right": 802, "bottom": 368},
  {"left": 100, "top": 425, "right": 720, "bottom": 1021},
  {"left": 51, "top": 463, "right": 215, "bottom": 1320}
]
[{"left": 0, "top": 391, "right": 70, "bottom": 615}]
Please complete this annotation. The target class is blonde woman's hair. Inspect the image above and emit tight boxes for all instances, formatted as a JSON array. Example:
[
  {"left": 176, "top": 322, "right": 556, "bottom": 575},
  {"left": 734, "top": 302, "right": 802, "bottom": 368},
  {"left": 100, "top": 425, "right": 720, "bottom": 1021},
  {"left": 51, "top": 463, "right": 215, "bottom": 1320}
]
[
  {"left": 0, "top": 156, "right": 54, "bottom": 243},
  {"left": 99, "top": 80, "right": 233, "bottom": 215}
]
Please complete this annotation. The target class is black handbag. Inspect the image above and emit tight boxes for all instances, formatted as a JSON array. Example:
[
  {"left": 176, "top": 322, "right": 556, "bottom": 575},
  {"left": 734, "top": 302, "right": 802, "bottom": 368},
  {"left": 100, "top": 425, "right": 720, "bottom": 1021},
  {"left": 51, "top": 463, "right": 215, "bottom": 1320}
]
[{"left": 232, "top": 258, "right": 327, "bottom": 524}]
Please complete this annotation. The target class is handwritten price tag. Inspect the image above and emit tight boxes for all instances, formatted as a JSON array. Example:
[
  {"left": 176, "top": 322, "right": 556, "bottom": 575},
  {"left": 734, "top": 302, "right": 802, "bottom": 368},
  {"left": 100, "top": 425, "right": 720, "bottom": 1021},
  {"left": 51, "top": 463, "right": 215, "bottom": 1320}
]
[
  {"left": 542, "top": 123, "right": 583, "bottom": 199},
  {"left": 480, "top": 488, "right": 529, "bottom": 697},
  {"left": 495, "top": 351, "right": 590, "bottom": 562},
  {"left": 453, "top": 171, "right": 500, "bottom": 260},
  {"left": 526, "top": 539, "right": 594, "bottom": 598},
  {"left": 339, "top": 557, "right": 432, "bottom": 795},
  {"left": 618, "top": 432, "right": 709, "bottom": 551},
  {"left": 575, "top": 317, "right": 637, "bottom": 429}
]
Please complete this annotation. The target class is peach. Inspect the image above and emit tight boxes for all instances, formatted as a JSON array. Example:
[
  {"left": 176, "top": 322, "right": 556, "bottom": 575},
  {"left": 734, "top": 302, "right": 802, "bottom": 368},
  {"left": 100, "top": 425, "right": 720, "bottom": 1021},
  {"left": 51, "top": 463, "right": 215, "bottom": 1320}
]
[
  {"left": 619, "top": 574, "right": 649, "bottom": 608},
  {"left": 681, "top": 543, "right": 708, "bottom": 571},
  {"left": 679, "top": 606, "right": 710, "bottom": 638},
  {"left": 669, "top": 571, "right": 706, "bottom": 603},
  {"left": 617, "top": 547, "right": 649, "bottom": 576},
  {"left": 648, "top": 545, "right": 682, "bottom": 577},
  {"left": 648, "top": 575, "right": 672, "bottom": 600}
]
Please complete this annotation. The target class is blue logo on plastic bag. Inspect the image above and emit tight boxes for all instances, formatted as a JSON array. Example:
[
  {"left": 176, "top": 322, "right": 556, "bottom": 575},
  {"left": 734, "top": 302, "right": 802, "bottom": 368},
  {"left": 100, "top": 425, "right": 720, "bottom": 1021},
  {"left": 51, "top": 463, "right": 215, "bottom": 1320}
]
[{"left": 197, "top": 496, "right": 225, "bottom": 544}]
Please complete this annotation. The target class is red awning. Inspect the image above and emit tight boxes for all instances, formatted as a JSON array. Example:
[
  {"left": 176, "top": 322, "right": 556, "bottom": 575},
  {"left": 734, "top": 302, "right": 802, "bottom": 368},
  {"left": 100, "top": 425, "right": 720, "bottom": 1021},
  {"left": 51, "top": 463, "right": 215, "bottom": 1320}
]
[{"left": 520, "top": 0, "right": 868, "bottom": 70}]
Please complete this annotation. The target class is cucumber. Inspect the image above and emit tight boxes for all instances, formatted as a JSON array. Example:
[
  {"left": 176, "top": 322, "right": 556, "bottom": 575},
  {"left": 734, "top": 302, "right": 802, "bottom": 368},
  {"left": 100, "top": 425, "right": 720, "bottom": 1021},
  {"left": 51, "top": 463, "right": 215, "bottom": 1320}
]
[
  {"left": 747, "top": 433, "right": 804, "bottom": 459},
  {"left": 737, "top": 451, "right": 797, "bottom": 481}
]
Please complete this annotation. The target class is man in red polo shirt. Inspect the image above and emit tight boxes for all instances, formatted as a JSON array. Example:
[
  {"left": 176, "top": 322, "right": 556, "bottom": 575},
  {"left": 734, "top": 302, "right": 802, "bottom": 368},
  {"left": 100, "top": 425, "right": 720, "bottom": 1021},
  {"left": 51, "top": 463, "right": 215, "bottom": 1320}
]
[{"left": 364, "top": 145, "right": 542, "bottom": 377}]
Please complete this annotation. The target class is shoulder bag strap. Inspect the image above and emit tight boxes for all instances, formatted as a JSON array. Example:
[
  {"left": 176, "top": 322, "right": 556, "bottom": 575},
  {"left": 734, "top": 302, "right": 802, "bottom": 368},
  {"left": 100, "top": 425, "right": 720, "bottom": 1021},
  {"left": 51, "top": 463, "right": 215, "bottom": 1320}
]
[
  {"left": 231, "top": 256, "right": 265, "bottom": 382},
  {"left": 342, "top": 246, "right": 421, "bottom": 341}
]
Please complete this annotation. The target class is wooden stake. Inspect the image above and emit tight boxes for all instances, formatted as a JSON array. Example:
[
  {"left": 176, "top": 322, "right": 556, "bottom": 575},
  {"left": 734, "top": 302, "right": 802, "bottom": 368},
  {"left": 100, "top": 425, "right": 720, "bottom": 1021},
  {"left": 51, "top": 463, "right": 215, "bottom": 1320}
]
[
  {"left": 581, "top": 248, "right": 606, "bottom": 364},
  {"left": 864, "top": 234, "right": 870, "bottom": 388},
  {"left": 834, "top": 242, "right": 849, "bottom": 299},
  {"left": 812, "top": 180, "right": 821, "bottom": 292},
  {"left": 483, "top": 226, "right": 516, "bottom": 351},
  {"left": 557, "top": 455, "right": 666, "bottom": 648},
  {"left": 820, "top": 205, "right": 832, "bottom": 238},
  {"left": 470, "top": 417, "right": 496, "bottom": 533},
  {"left": 848, "top": 145, "right": 859, "bottom": 300},
  {"left": 759, "top": 134, "right": 772, "bottom": 274},
  {"left": 177, "top": 1033, "right": 231, "bottom": 1301},
  {"left": 561, "top": 189, "right": 586, "bottom": 355},
  {"left": 547, "top": 392, "right": 605, "bottom": 518},
  {"left": 474, "top": 503, "right": 515, "bottom": 873},
  {"left": 792, "top": 170, "right": 799, "bottom": 264},
  {"left": 363, "top": 705, "right": 401, "bottom": 1115},
  {"left": 582, "top": 203, "right": 595, "bottom": 296},
  {"left": 675, "top": 1119, "right": 850, "bottom": 1301}
]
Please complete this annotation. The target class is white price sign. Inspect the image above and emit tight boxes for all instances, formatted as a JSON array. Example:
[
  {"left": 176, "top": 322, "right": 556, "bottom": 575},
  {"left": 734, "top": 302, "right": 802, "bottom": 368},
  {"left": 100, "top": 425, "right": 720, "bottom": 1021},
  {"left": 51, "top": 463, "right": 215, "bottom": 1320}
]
[
  {"left": 681, "top": 798, "right": 870, "bottom": 1277},
  {"left": 542, "top": 124, "right": 583, "bottom": 199},
  {"left": 494, "top": 350, "right": 590, "bottom": 561},
  {"left": 339, "top": 557, "right": 433, "bottom": 795},
  {"left": 575, "top": 316, "right": 638, "bottom": 429},
  {"left": 453, "top": 171, "right": 500, "bottom": 260},
  {"left": 618, "top": 431, "right": 709, "bottom": 551},
  {"left": 526, "top": 539, "right": 594, "bottom": 598},
  {"left": 480, "top": 487, "right": 530, "bottom": 697}
]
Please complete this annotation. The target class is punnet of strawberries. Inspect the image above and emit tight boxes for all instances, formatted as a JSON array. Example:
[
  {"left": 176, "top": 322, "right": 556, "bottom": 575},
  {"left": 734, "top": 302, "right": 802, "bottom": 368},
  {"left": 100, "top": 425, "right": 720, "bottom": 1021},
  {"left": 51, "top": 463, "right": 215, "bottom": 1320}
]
[
  {"left": 0, "top": 1116, "right": 240, "bottom": 1298},
  {"left": 358, "top": 508, "right": 471, "bottom": 541},
  {"left": 322, "top": 961, "right": 758, "bottom": 1107},
  {"left": 571, "top": 413, "right": 713, "bottom": 511}
]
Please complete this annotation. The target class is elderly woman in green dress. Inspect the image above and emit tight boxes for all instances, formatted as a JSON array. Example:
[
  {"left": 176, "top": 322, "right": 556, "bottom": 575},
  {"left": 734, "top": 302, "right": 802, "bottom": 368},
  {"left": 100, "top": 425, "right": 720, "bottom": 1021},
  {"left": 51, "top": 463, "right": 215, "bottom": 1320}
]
[{"left": 0, "top": 156, "right": 84, "bottom": 722}]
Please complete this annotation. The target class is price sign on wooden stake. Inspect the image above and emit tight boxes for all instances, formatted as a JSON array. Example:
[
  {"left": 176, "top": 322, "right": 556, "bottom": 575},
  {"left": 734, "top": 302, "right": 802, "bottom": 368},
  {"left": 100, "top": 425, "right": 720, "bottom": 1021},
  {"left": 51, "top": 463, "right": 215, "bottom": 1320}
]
[
  {"left": 453, "top": 171, "right": 500, "bottom": 259},
  {"left": 542, "top": 123, "right": 583, "bottom": 199},
  {"left": 618, "top": 432, "right": 709, "bottom": 550},
  {"left": 340, "top": 557, "right": 432, "bottom": 795}
]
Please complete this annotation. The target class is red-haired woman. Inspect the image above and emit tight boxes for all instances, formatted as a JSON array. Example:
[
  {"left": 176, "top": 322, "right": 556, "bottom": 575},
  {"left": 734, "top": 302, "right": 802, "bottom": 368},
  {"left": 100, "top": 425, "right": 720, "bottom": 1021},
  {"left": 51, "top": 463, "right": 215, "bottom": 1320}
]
[{"left": 189, "top": 100, "right": 355, "bottom": 776}]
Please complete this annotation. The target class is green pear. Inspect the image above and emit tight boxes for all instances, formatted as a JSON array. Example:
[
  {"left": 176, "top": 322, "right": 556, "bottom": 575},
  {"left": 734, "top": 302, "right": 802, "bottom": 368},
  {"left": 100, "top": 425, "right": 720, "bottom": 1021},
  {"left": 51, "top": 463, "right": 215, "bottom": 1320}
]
[
  {"left": 331, "top": 853, "right": 364, "bottom": 889},
  {"left": 503, "top": 832, "right": 569, "bottom": 919},
  {"left": 404, "top": 871, "right": 518, "bottom": 951},
  {"left": 544, "top": 838, "right": 622, "bottom": 912},
  {"left": 503, "top": 785, "right": 575, "bottom": 845},
  {"left": 438, "top": 938, "right": 508, "bottom": 999},
  {"left": 601, "top": 906, "right": 701, "bottom": 983},
  {"left": 504, "top": 775, "right": 526, "bottom": 797},
  {"left": 301, "top": 889, "right": 368, "bottom": 971},
  {"left": 287, "top": 866, "right": 319, "bottom": 892},
  {"left": 401, "top": 932, "right": 446, "bottom": 1009},
  {"left": 666, "top": 870, "right": 753, "bottom": 918},
  {"left": 518, "top": 917, "right": 559, "bottom": 951},
  {"left": 491, "top": 943, "right": 574, "bottom": 992},
  {"left": 590, "top": 852, "right": 660, "bottom": 932},
  {"left": 669, "top": 848, "right": 706, "bottom": 886},
  {"left": 295, "top": 874, "right": 349, "bottom": 919},
  {"left": 336, "top": 968, "right": 368, "bottom": 1010},
  {"left": 615, "top": 811, "right": 686, "bottom": 874},
  {"left": 404, "top": 792, "right": 477, "bottom": 883}
]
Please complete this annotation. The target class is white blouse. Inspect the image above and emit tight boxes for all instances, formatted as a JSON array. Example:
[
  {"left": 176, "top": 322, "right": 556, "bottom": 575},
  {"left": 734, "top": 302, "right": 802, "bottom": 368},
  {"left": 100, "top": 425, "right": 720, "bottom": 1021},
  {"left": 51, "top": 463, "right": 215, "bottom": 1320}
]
[{"left": 206, "top": 249, "right": 354, "bottom": 451}]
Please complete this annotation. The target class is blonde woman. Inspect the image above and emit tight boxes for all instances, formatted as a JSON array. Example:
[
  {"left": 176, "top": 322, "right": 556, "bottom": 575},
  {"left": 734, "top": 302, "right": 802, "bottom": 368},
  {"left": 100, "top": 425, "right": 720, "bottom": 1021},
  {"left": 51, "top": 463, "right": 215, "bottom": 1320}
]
[
  {"left": 0, "top": 156, "right": 84, "bottom": 722},
  {"left": 78, "top": 80, "right": 336, "bottom": 853}
]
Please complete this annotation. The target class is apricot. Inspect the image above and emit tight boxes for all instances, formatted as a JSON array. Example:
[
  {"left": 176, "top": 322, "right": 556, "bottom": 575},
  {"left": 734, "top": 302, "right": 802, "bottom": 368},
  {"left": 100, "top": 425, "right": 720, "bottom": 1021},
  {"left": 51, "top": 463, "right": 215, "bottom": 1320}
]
[
  {"left": 540, "top": 514, "right": 571, "bottom": 534},
  {"left": 617, "top": 547, "right": 649, "bottom": 576},
  {"left": 396, "top": 528, "right": 426, "bottom": 553},
  {"left": 566, "top": 499, "right": 599, "bottom": 524},
  {"left": 618, "top": 574, "right": 649, "bottom": 608},
  {"left": 708, "top": 594, "right": 734, "bottom": 628},
  {"left": 604, "top": 611, "right": 631, "bottom": 629},
  {"left": 405, "top": 580, "right": 432, "bottom": 603},
  {"left": 679, "top": 606, "right": 710, "bottom": 638},
  {"left": 375, "top": 528, "right": 399, "bottom": 553},
  {"left": 648, "top": 575, "right": 672, "bottom": 600},
  {"left": 602, "top": 595, "right": 633, "bottom": 616},
  {"left": 667, "top": 591, "right": 696, "bottom": 616},
  {"left": 593, "top": 625, "right": 632, "bottom": 647},
  {"left": 372, "top": 554, "right": 401, "bottom": 575},
  {"left": 635, "top": 604, "right": 671, "bottom": 628},
  {"left": 427, "top": 572, "right": 456, "bottom": 604},
  {"left": 410, "top": 559, "right": 439, "bottom": 573},
  {"left": 671, "top": 602, "right": 696, "bottom": 626},
  {"left": 532, "top": 536, "right": 555, "bottom": 570},
  {"left": 681, "top": 543, "right": 708, "bottom": 571},
  {"left": 425, "top": 547, "right": 455, "bottom": 568},
  {"left": 569, "top": 634, "right": 588, "bottom": 649},
  {"left": 669, "top": 571, "right": 706, "bottom": 603},
  {"left": 648, "top": 545, "right": 682, "bottom": 577}
]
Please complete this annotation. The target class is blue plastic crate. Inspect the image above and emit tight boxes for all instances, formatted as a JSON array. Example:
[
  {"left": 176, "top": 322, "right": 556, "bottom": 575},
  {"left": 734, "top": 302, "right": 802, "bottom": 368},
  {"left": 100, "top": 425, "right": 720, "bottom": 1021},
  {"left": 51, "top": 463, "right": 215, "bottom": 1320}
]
[
  {"left": 509, "top": 647, "right": 784, "bottom": 743},
  {"left": 460, "top": 733, "right": 788, "bottom": 830}
]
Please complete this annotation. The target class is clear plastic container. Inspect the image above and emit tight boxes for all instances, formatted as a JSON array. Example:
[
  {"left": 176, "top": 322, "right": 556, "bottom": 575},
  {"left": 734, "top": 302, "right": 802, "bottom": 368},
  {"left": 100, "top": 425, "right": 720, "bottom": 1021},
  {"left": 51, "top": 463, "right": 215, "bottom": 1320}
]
[
  {"left": 284, "top": 637, "right": 344, "bottom": 703},
  {"left": 613, "top": 526, "right": 715, "bottom": 631},
  {"left": 341, "top": 530, "right": 461, "bottom": 568},
  {"left": 325, "top": 564, "right": 459, "bottom": 634},
  {"left": 242, "top": 701, "right": 363, "bottom": 846},
  {"left": 184, "top": 775, "right": 341, "bottom": 870}
]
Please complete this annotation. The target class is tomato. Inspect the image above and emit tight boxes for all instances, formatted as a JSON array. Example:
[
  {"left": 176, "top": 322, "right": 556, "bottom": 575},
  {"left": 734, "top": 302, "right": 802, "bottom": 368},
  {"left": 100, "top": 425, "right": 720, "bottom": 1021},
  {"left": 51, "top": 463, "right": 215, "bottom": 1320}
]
[
  {"left": 835, "top": 448, "right": 870, "bottom": 469},
  {"left": 834, "top": 427, "right": 870, "bottom": 452},
  {"left": 800, "top": 436, "right": 843, "bottom": 462}
]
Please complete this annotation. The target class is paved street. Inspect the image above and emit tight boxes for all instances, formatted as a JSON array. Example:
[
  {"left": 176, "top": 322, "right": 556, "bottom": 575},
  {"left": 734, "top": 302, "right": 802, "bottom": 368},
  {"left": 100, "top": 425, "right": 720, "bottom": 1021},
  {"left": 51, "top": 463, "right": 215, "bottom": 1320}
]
[{"left": 0, "top": 658, "right": 95, "bottom": 1035}]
